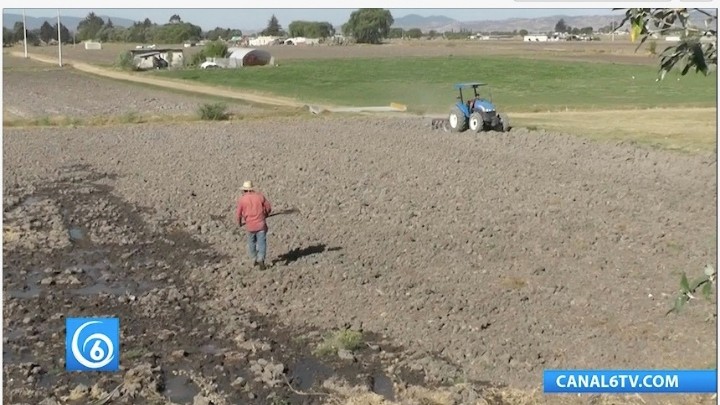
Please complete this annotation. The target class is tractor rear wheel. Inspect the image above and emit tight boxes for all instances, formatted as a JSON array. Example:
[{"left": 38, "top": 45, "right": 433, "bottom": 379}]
[
  {"left": 469, "top": 112, "right": 484, "bottom": 133},
  {"left": 448, "top": 107, "right": 467, "bottom": 133},
  {"left": 499, "top": 113, "right": 510, "bottom": 132}
]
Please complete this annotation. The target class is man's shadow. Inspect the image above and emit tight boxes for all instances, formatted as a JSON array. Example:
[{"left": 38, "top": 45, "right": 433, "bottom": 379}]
[{"left": 272, "top": 244, "right": 342, "bottom": 266}]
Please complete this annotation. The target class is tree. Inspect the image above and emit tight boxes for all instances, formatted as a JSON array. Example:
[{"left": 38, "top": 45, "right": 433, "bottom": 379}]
[
  {"left": 190, "top": 40, "right": 230, "bottom": 67},
  {"left": 388, "top": 27, "right": 403, "bottom": 39},
  {"left": 3, "top": 27, "right": 15, "bottom": 46},
  {"left": 154, "top": 21, "right": 202, "bottom": 43},
  {"left": 126, "top": 20, "right": 155, "bottom": 43},
  {"left": 519, "top": 29, "right": 528, "bottom": 36},
  {"left": 169, "top": 14, "right": 182, "bottom": 24},
  {"left": 406, "top": 28, "right": 423, "bottom": 39},
  {"left": 12, "top": 21, "right": 24, "bottom": 42},
  {"left": 261, "top": 14, "right": 283, "bottom": 36},
  {"left": 616, "top": 8, "right": 717, "bottom": 79},
  {"left": 555, "top": 18, "right": 568, "bottom": 33},
  {"left": 95, "top": 23, "right": 125, "bottom": 42},
  {"left": 13, "top": 21, "right": 39, "bottom": 46},
  {"left": 287, "top": 20, "right": 305, "bottom": 37},
  {"left": 287, "top": 21, "right": 334, "bottom": 38},
  {"left": 124, "top": 18, "right": 161, "bottom": 43},
  {"left": 317, "top": 22, "right": 335, "bottom": 38},
  {"left": 204, "top": 27, "right": 222, "bottom": 40},
  {"left": 53, "top": 22, "right": 72, "bottom": 44},
  {"left": 76, "top": 12, "right": 105, "bottom": 41},
  {"left": 342, "top": 8, "right": 394, "bottom": 44},
  {"left": 204, "top": 40, "right": 228, "bottom": 57},
  {"left": 428, "top": 29, "right": 438, "bottom": 39},
  {"left": 39, "top": 21, "right": 55, "bottom": 43},
  {"left": 205, "top": 27, "right": 242, "bottom": 41}
]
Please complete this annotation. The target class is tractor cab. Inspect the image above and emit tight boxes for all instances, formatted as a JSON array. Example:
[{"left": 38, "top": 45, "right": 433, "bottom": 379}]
[{"left": 455, "top": 82, "right": 495, "bottom": 114}]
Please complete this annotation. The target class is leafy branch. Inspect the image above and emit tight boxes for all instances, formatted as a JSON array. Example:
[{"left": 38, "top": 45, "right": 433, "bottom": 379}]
[
  {"left": 666, "top": 264, "right": 716, "bottom": 315},
  {"left": 614, "top": 8, "right": 717, "bottom": 80}
]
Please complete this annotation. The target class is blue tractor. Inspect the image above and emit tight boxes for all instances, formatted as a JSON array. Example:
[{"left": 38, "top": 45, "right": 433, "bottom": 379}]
[{"left": 447, "top": 82, "right": 510, "bottom": 133}]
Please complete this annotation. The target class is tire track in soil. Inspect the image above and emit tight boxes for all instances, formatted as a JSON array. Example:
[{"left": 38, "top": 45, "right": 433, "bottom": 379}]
[{"left": 2, "top": 164, "right": 455, "bottom": 404}]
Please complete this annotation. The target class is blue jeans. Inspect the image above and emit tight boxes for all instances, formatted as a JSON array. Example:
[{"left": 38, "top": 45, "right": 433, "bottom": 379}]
[{"left": 247, "top": 230, "right": 267, "bottom": 262}]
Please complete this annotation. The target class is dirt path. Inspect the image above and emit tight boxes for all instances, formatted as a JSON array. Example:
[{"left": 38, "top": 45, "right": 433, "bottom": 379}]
[{"left": 9, "top": 51, "right": 311, "bottom": 109}]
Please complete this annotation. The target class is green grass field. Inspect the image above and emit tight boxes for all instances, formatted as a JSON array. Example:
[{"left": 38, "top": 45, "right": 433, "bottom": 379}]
[{"left": 156, "top": 56, "right": 717, "bottom": 113}]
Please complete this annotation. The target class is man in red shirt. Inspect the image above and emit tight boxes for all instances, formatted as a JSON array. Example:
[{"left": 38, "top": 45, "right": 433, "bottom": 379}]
[{"left": 235, "top": 180, "right": 272, "bottom": 270}]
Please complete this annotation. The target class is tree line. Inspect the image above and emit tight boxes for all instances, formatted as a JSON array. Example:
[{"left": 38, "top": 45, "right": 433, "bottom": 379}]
[
  {"left": 2, "top": 12, "right": 241, "bottom": 46},
  {"left": 2, "top": 9, "right": 395, "bottom": 46},
  {"left": 2, "top": 9, "right": 599, "bottom": 48}
]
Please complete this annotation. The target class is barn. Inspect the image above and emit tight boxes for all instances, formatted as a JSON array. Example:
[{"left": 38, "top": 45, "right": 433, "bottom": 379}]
[
  {"left": 129, "top": 49, "right": 184, "bottom": 70},
  {"left": 202, "top": 48, "right": 274, "bottom": 69},
  {"left": 523, "top": 35, "right": 549, "bottom": 42},
  {"left": 248, "top": 36, "right": 280, "bottom": 46},
  {"left": 227, "top": 47, "right": 274, "bottom": 67}
]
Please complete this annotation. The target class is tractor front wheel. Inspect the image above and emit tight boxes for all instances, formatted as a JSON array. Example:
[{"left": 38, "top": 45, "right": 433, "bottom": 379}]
[
  {"left": 448, "top": 107, "right": 467, "bottom": 133},
  {"left": 469, "top": 112, "right": 484, "bottom": 133}
]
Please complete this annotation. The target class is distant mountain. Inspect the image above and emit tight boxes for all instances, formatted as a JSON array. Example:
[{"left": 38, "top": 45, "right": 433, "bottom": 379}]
[
  {"left": 392, "top": 14, "right": 457, "bottom": 30},
  {"left": 392, "top": 10, "right": 716, "bottom": 34},
  {"left": 2, "top": 13, "right": 137, "bottom": 31},
  {"left": 393, "top": 14, "right": 623, "bottom": 33},
  {"left": 451, "top": 15, "right": 624, "bottom": 34}
]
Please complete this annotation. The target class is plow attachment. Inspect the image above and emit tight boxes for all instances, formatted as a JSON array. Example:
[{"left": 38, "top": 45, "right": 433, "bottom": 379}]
[{"left": 431, "top": 118, "right": 450, "bottom": 132}]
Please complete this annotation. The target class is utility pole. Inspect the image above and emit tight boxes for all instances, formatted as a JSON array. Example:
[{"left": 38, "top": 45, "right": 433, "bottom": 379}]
[
  {"left": 57, "top": 9, "right": 62, "bottom": 66},
  {"left": 22, "top": 9, "right": 28, "bottom": 58}
]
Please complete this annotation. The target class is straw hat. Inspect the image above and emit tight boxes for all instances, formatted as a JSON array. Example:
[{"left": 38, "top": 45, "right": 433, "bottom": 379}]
[{"left": 241, "top": 180, "right": 254, "bottom": 191}]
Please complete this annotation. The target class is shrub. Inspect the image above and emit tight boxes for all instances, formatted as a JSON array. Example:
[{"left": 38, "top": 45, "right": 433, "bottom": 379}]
[
  {"left": 204, "top": 40, "right": 228, "bottom": 58},
  {"left": 667, "top": 264, "right": 716, "bottom": 315},
  {"left": 648, "top": 40, "right": 657, "bottom": 55},
  {"left": 189, "top": 50, "right": 206, "bottom": 67},
  {"left": 115, "top": 51, "right": 136, "bottom": 71},
  {"left": 313, "top": 329, "right": 363, "bottom": 356},
  {"left": 197, "top": 102, "right": 229, "bottom": 121}
]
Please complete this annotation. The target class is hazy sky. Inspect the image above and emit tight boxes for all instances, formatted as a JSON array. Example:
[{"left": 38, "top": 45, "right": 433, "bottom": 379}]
[{"left": 3, "top": 8, "right": 618, "bottom": 30}]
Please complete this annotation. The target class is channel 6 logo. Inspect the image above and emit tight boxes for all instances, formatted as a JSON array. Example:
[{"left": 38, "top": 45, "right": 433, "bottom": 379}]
[{"left": 65, "top": 317, "right": 120, "bottom": 372}]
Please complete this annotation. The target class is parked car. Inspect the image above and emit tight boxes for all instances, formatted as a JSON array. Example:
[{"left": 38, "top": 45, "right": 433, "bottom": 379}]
[{"left": 200, "top": 61, "right": 220, "bottom": 69}]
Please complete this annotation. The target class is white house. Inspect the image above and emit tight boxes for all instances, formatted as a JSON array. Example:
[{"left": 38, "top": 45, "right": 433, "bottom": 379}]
[
  {"left": 248, "top": 36, "right": 280, "bottom": 46},
  {"left": 228, "top": 35, "right": 245, "bottom": 45},
  {"left": 524, "top": 34, "right": 548, "bottom": 42},
  {"left": 84, "top": 41, "right": 102, "bottom": 50},
  {"left": 284, "top": 37, "right": 320, "bottom": 45}
]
